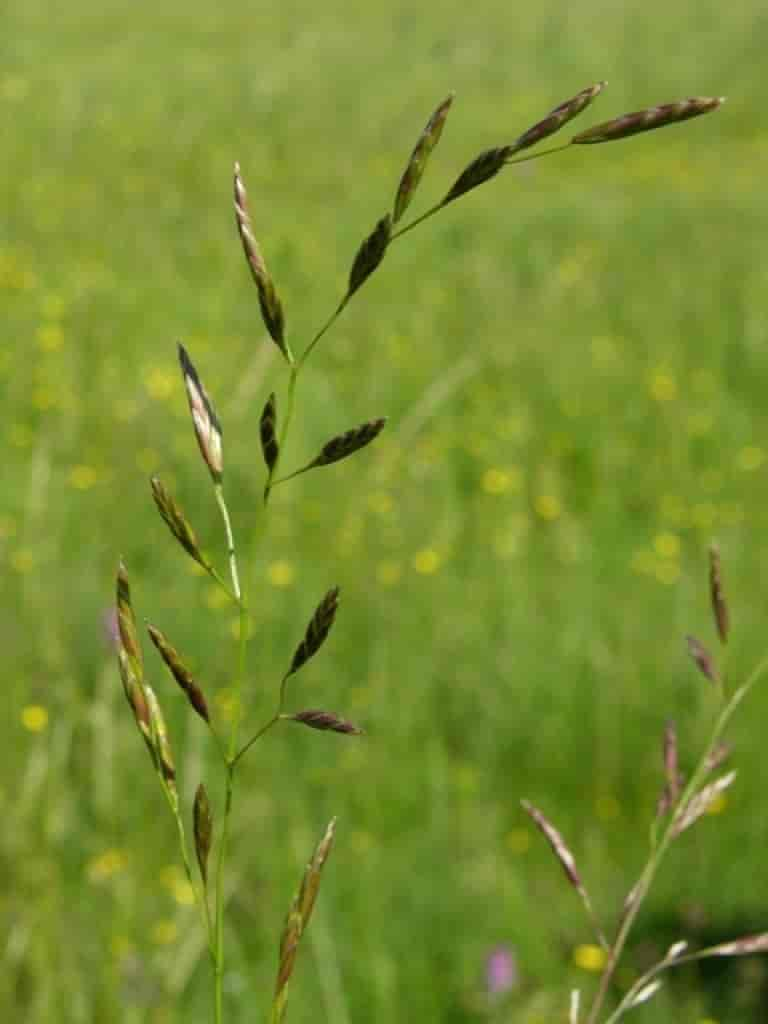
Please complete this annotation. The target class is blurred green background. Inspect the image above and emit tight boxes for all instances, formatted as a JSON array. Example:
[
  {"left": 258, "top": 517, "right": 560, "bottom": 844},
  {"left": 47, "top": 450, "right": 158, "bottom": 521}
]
[{"left": 3, "top": 0, "right": 768, "bottom": 1021}]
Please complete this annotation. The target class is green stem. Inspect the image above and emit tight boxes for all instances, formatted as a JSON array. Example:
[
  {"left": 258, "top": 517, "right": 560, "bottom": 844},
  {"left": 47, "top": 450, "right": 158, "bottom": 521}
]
[
  {"left": 299, "top": 296, "right": 348, "bottom": 369},
  {"left": 232, "top": 714, "right": 280, "bottom": 768},
  {"left": 587, "top": 652, "right": 768, "bottom": 1024},
  {"left": 214, "top": 485, "right": 241, "bottom": 603},
  {"left": 213, "top": 760, "right": 235, "bottom": 1024},
  {"left": 204, "top": 562, "right": 237, "bottom": 603},
  {"left": 390, "top": 144, "right": 573, "bottom": 243},
  {"left": 504, "top": 141, "right": 572, "bottom": 167},
  {"left": 390, "top": 200, "right": 446, "bottom": 242},
  {"left": 264, "top": 364, "right": 300, "bottom": 503},
  {"left": 172, "top": 809, "right": 215, "bottom": 963}
]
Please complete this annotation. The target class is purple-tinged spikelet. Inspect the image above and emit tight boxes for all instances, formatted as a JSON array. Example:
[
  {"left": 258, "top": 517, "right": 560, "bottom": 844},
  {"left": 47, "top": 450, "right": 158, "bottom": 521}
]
[
  {"left": 234, "top": 163, "right": 288, "bottom": 359},
  {"left": 148, "top": 624, "right": 210, "bottom": 724},
  {"left": 348, "top": 215, "right": 391, "bottom": 297},
  {"left": 394, "top": 94, "right": 454, "bottom": 224},
  {"left": 572, "top": 96, "right": 724, "bottom": 144},
  {"left": 193, "top": 783, "right": 213, "bottom": 886},
  {"left": 178, "top": 343, "right": 223, "bottom": 483},
  {"left": 686, "top": 634, "right": 719, "bottom": 684},
  {"left": 272, "top": 820, "right": 336, "bottom": 1023},
  {"left": 286, "top": 588, "right": 340, "bottom": 679},
  {"left": 709, "top": 544, "right": 729, "bottom": 645},
  {"left": 509, "top": 81, "right": 606, "bottom": 155},
  {"left": 260, "top": 392, "right": 279, "bottom": 473},
  {"left": 288, "top": 710, "right": 364, "bottom": 736},
  {"left": 150, "top": 476, "right": 210, "bottom": 570},
  {"left": 442, "top": 146, "right": 511, "bottom": 205}
]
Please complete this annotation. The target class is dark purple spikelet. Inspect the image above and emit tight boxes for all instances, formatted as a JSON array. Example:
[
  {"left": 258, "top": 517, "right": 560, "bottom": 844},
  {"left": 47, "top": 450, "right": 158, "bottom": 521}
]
[
  {"left": 286, "top": 587, "right": 341, "bottom": 679},
  {"left": 442, "top": 146, "right": 511, "bottom": 205},
  {"left": 348, "top": 215, "right": 392, "bottom": 297},
  {"left": 686, "top": 634, "right": 720, "bottom": 684},
  {"left": 310, "top": 418, "right": 387, "bottom": 469},
  {"left": 709, "top": 543, "right": 729, "bottom": 645},
  {"left": 260, "top": 392, "right": 279, "bottom": 473},
  {"left": 148, "top": 623, "right": 210, "bottom": 724},
  {"left": 289, "top": 710, "right": 364, "bottom": 735}
]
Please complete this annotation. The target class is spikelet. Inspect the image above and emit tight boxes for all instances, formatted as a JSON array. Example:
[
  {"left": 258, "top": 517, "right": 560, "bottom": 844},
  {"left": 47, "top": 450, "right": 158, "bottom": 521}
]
[
  {"left": 288, "top": 710, "right": 364, "bottom": 736},
  {"left": 150, "top": 476, "right": 211, "bottom": 570},
  {"left": 686, "top": 634, "right": 719, "bottom": 684},
  {"left": 147, "top": 624, "right": 210, "bottom": 724},
  {"left": 117, "top": 646, "right": 152, "bottom": 754},
  {"left": 233, "top": 163, "right": 289, "bottom": 360},
  {"left": 521, "top": 799, "right": 606, "bottom": 948},
  {"left": 672, "top": 771, "right": 737, "bottom": 836},
  {"left": 522, "top": 800, "right": 583, "bottom": 888},
  {"left": 572, "top": 96, "right": 724, "bottom": 144},
  {"left": 348, "top": 215, "right": 391, "bottom": 297},
  {"left": 286, "top": 588, "right": 340, "bottom": 680},
  {"left": 509, "top": 81, "right": 605, "bottom": 155},
  {"left": 270, "top": 820, "right": 336, "bottom": 1024},
  {"left": 178, "top": 343, "right": 223, "bottom": 483},
  {"left": 260, "top": 392, "right": 279, "bottom": 473},
  {"left": 144, "top": 683, "right": 178, "bottom": 809},
  {"left": 709, "top": 543, "right": 729, "bottom": 644},
  {"left": 699, "top": 934, "right": 768, "bottom": 957},
  {"left": 193, "top": 783, "right": 213, "bottom": 886},
  {"left": 116, "top": 560, "right": 143, "bottom": 684},
  {"left": 657, "top": 720, "right": 681, "bottom": 817},
  {"left": 442, "top": 146, "right": 511, "bottom": 205},
  {"left": 309, "top": 418, "right": 386, "bottom": 469},
  {"left": 393, "top": 94, "right": 454, "bottom": 223}
]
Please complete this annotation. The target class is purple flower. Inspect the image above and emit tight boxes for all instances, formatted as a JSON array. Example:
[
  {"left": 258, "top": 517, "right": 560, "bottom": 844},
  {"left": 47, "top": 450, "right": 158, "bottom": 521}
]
[
  {"left": 103, "top": 606, "right": 120, "bottom": 651},
  {"left": 485, "top": 945, "right": 518, "bottom": 998}
]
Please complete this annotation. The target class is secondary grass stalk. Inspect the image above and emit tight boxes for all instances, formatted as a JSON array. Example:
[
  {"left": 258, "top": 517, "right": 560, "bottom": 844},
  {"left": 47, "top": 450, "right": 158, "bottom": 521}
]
[{"left": 587, "top": 651, "right": 768, "bottom": 1024}]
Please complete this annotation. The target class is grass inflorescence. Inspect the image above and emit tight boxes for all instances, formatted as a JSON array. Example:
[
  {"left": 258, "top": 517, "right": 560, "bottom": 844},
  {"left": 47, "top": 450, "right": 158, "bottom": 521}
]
[{"left": 107, "top": 77, "right": 766, "bottom": 1024}]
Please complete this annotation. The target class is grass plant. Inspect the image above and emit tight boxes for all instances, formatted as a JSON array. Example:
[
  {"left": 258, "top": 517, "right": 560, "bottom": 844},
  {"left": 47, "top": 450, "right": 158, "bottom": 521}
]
[{"left": 107, "top": 79, "right": 755, "bottom": 1023}]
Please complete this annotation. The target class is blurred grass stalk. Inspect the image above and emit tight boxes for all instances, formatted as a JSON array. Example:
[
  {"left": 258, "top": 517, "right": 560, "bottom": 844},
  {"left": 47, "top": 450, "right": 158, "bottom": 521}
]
[{"left": 526, "top": 547, "right": 768, "bottom": 1022}]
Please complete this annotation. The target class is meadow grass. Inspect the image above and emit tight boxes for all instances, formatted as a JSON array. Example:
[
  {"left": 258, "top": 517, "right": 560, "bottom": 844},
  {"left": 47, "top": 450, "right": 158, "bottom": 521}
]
[{"left": 3, "top": 0, "right": 768, "bottom": 1020}]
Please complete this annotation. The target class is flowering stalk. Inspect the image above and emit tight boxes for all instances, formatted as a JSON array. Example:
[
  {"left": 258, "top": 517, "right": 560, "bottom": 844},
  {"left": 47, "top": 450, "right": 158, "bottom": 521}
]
[{"left": 115, "top": 82, "right": 723, "bottom": 1024}]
